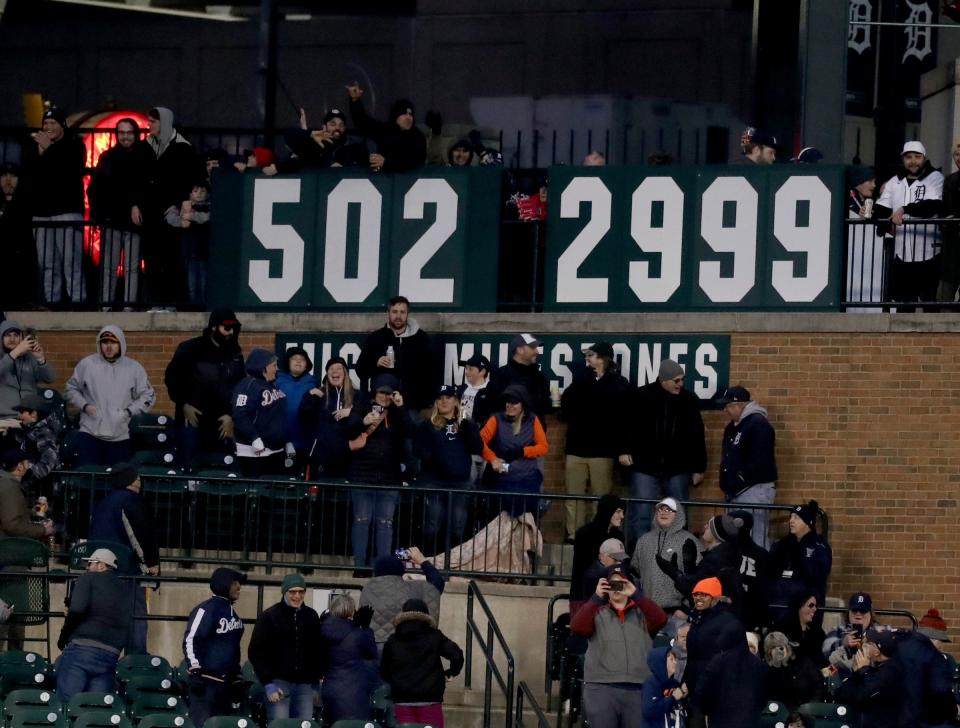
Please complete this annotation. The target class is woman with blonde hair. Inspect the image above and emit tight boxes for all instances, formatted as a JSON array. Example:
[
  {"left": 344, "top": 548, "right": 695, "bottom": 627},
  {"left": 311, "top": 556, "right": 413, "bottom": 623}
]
[
  {"left": 414, "top": 384, "right": 482, "bottom": 552},
  {"left": 299, "top": 356, "right": 364, "bottom": 478}
]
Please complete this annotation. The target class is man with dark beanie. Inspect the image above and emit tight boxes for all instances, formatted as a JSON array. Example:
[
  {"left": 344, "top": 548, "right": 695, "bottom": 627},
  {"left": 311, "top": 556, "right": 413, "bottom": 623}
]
[
  {"left": 183, "top": 567, "right": 245, "bottom": 727},
  {"left": 620, "top": 358, "right": 706, "bottom": 545},
  {"left": 231, "top": 348, "right": 291, "bottom": 477},
  {"left": 380, "top": 598, "right": 464, "bottom": 728},
  {"left": 728, "top": 509, "right": 771, "bottom": 632},
  {"left": 165, "top": 309, "right": 245, "bottom": 468},
  {"left": 346, "top": 82, "right": 426, "bottom": 173},
  {"left": 248, "top": 573, "right": 323, "bottom": 720},
  {"left": 88, "top": 462, "right": 159, "bottom": 653},
  {"left": 769, "top": 500, "right": 832, "bottom": 624},
  {"left": 56, "top": 548, "right": 132, "bottom": 700},
  {"left": 658, "top": 513, "right": 743, "bottom": 610}
]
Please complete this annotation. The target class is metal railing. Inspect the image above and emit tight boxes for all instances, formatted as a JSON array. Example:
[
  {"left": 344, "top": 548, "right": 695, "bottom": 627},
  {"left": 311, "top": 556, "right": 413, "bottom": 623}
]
[
  {"left": 54, "top": 468, "right": 824, "bottom": 582},
  {"left": 515, "top": 681, "right": 552, "bottom": 728},
  {"left": 844, "top": 218, "right": 960, "bottom": 310},
  {"left": 465, "top": 580, "right": 516, "bottom": 728}
]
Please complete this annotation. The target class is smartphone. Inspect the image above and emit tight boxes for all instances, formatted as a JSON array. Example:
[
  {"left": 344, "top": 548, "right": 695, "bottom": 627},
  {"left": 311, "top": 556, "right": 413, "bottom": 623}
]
[
  {"left": 371, "top": 404, "right": 385, "bottom": 416},
  {"left": 608, "top": 581, "right": 624, "bottom": 592}
]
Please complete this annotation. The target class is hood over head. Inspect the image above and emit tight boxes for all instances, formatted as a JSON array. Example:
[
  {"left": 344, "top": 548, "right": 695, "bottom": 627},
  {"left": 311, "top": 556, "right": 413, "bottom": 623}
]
[
  {"left": 593, "top": 493, "right": 625, "bottom": 526},
  {"left": 147, "top": 107, "right": 181, "bottom": 156},
  {"left": 244, "top": 348, "right": 277, "bottom": 378},
  {"left": 0, "top": 320, "right": 22, "bottom": 342},
  {"left": 210, "top": 567, "right": 243, "bottom": 598},
  {"left": 97, "top": 325, "right": 127, "bottom": 359},
  {"left": 501, "top": 384, "right": 533, "bottom": 412},
  {"left": 646, "top": 646, "right": 677, "bottom": 684},
  {"left": 653, "top": 497, "right": 688, "bottom": 534},
  {"left": 284, "top": 346, "right": 313, "bottom": 374}
]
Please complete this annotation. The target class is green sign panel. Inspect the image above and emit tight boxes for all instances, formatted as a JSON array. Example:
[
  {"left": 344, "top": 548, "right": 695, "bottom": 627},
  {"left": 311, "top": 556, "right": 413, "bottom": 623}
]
[
  {"left": 275, "top": 333, "right": 731, "bottom": 404},
  {"left": 545, "top": 165, "right": 845, "bottom": 311},
  {"left": 210, "top": 167, "right": 501, "bottom": 310}
]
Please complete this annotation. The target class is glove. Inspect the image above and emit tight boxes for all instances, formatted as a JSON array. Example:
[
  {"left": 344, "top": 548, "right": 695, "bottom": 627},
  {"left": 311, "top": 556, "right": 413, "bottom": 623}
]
[
  {"left": 655, "top": 552, "right": 680, "bottom": 581},
  {"left": 500, "top": 446, "right": 524, "bottom": 463},
  {"left": 353, "top": 605, "right": 374, "bottom": 629}
]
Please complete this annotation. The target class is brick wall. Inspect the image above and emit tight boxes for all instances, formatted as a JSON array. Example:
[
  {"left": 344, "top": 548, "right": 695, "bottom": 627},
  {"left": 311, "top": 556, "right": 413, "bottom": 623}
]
[{"left": 37, "top": 323, "right": 960, "bottom": 647}]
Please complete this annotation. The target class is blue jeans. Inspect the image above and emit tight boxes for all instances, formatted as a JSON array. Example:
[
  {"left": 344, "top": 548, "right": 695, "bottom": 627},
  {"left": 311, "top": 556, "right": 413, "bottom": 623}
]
[
  {"left": 56, "top": 643, "right": 119, "bottom": 701},
  {"left": 728, "top": 482, "right": 776, "bottom": 548},
  {"left": 422, "top": 479, "right": 473, "bottom": 554},
  {"left": 351, "top": 489, "right": 398, "bottom": 566},
  {"left": 628, "top": 472, "right": 689, "bottom": 546},
  {"left": 265, "top": 680, "right": 316, "bottom": 720}
]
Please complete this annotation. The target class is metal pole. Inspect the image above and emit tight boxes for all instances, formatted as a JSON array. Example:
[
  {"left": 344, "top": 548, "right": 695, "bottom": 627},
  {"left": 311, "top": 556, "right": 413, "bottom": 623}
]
[
  {"left": 258, "top": 0, "right": 278, "bottom": 146},
  {"left": 465, "top": 584, "right": 474, "bottom": 688}
]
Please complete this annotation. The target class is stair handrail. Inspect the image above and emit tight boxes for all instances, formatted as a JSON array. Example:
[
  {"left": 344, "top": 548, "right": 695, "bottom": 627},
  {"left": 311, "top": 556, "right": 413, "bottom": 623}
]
[{"left": 465, "top": 580, "right": 517, "bottom": 728}]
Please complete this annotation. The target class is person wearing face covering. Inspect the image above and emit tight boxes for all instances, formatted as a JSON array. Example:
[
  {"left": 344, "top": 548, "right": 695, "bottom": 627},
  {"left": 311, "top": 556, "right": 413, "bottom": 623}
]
[
  {"left": 165, "top": 309, "right": 245, "bottom": 468},
  {"left": 64, "top": 325, "right": 155, "bottom": 466}
]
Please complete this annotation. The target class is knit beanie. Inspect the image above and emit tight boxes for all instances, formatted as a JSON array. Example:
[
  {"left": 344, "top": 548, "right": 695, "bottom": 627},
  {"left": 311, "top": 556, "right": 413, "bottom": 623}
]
[
  {"left": 791, "top": 500, "right": 819, "bottom": 530},
  {"left": 708, "top": 514, "right": 743, "bottom": 543},
  {"left": 402, "top": 598, "right": 429, "bottom": 614},
  {"left": 390, "top": 98, "right": 415, "bottom": 122},
  {"left": 692, "top": 577, "right": 723, "bottom": 597},
  {"left": 657, "top": 359, "right": 684, "bottom": 381},
  {"left": 284, "top": 346, "right": 314, "bottom": 373},
  {"left": 919, "top": 609, "right": 951, "bottom": 642},
  {"left": 281, "top": 573, "right": 306, "bottom": 594},
  {"left": 43, "top": 107, "right": 67, "bottom": 129}
]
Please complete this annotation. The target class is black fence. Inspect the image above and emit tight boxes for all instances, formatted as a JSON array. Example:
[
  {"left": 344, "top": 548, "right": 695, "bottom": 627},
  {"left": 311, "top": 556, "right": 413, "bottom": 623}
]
[{"left": 53, "top": 469, "right": 823, "bottom": 583}]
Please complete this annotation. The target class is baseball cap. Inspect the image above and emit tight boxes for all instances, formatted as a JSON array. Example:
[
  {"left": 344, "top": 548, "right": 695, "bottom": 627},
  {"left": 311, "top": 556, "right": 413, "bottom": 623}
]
[
  {"left": 13, "top": 393, "right": 52, "bottom": 415},
  {"left": 323, "top": 108, "right": 347, "bottom": 124},
  {"left": 656, "top": 497, "right": 679, "bottom": 512},
  {"left": 582, "top": 342, "right": 614, "bottom": 358},
  {"left": 437, "top": 384, "right": 458, "bottom": 398},
  {"left": 743, "top": 127, "right": 777, "bottom": 147},
  {"left": 848, "top": 592, "right": 872, "bottom": 613},
  {"left": 83, "top": 548, "right": 118, "bottom": 569},
  {"left": 459, "top": 353, "right": 491, "bottom": 371},
  {"left": 716, "top": 386, "right": 751, "bottom": 405},
  {"left": 791, "top": 146, "right": 823, "bottom": 164},
  {"left": 511, "top": 333, "right": 542, "bottom": 350},
  {"left": 901, "top": 141, "right": 926, "bottom": 156},
  {"left": 0, "top": 162, "right": 20, "bottom": 176},
  {"left": 99, "top": 330, "right": 120, "bottom": 342},
  {"left": 598, "top": 538, "right": 628, "bottom": 561}
]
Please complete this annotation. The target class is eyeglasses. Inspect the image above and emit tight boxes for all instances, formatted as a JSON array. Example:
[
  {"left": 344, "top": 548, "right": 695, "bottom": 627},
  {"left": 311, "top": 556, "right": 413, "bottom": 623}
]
[{"left": 655, "top": 505, "right": 675, "bottom": 513}]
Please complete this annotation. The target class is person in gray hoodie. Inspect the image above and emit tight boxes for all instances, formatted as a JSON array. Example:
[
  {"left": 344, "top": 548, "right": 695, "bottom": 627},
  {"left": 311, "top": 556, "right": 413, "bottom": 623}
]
[
  {"left": 632, "top": 496, "right": 700, "bottom": 632},
  {"left": 0, "top": 320, "right": 55, "bottom": 423},
  {"left": 64, "top": 325, "right": 155, "bottom": 465}
]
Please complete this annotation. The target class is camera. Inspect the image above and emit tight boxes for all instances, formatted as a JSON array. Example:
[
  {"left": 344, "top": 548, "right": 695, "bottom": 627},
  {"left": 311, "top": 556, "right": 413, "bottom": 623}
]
[{"left": 608, "top": 581, "right": 624, "bottom": 592}]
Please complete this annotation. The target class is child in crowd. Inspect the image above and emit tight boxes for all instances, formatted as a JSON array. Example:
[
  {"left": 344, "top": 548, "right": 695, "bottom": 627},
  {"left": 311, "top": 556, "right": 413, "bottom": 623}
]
[{"left": 164, "top": 181, "right": 210, "bottom": 307}]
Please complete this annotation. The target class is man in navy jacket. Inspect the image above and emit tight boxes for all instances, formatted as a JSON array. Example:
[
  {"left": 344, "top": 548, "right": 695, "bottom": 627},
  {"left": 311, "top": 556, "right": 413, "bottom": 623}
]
[{"left": 183, "top": 568, "right": 245, "bottom": 727}]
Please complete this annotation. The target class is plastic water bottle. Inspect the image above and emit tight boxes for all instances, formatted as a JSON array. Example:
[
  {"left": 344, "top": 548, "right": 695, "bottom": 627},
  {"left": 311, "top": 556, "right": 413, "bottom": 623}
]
[{"left": 385, "top": 345, "right": 395, "bottom": 368}]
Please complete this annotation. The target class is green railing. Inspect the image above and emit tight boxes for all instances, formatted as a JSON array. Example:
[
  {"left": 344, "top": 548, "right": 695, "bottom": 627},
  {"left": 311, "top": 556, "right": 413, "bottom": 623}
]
[{"left": 465, "top": 581, "right": 516, "bottom": 728}]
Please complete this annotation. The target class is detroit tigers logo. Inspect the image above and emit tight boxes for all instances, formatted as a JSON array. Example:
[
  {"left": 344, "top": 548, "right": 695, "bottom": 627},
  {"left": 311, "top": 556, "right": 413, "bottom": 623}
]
[
  {"left": 261, "top": 389, "right": 286, "bottom": 406},
  {"left": 847, "top": 0, "right": 873, "bottom": 55},
  {"left": 912, "top": 184, "right": 927, "bottom": 203},
  {"left": 235, "top": 394, "right": 248, "bottom": 407},
  {"left": 902, "top": 0, "right": 933, "bottom": 63},
  {"left": 216, "top": 616, "right": 243, "bottom": 634},
  {"left": 733, "top": 432, "right": 743, "bottom": 446}
]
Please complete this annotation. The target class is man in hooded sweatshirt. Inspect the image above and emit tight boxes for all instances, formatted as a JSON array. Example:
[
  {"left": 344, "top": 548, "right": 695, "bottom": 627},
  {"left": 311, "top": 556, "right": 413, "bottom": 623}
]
[
  {"left": 717, "top": 386, "right": 777, "bottom": 547},
  {"left": 346, "top": 83, "right": 426, "bottom": 173},
  {"left": 231, "top": 348, "right": 292, "bottom": 477},
  {"left": 165, "top": 309, "right": 245, "bottom": 468},
  {"left": 65, "top": 325, "right": 155, "bottom": 466},
  {"left": 570, "top": 494, "right": 625, "bottom": 614},
  {"left": 632, "top": 497, "right": 700, "bottom": 629},
  {"left": 0, "top": 320, "right": 55, "bottom": 425},
  {"left": 142, "top": 106, "right": 202, "bottom": 307},
  {"left": 380, "top": 598, "right": 464, "bottom": 728},
  {"left": 356, "top": 295, "right": 434, "bottom": 411},
  {"left": 183, "top": 567, "right": 245, "bottom": 727}
]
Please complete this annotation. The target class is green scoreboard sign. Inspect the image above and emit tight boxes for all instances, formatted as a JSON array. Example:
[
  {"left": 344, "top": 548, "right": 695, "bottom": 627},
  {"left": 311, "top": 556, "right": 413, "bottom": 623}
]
[
  {"left": 545, "top": 165, "right": 845, "bottom": 310},
  {"left": 210, "top": 167, "right": 500, "bottom": 310},
  {"left": 275, "top": 333, "right": 731, "bottom": 404}
]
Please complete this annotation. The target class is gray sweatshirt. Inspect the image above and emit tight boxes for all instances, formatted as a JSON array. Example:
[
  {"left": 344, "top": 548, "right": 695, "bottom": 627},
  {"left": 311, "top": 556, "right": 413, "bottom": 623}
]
[
  {"left": 64, "top": 325, "right": 155, "bottom": 442},
  {"left": 0, "top": 320, "right": 55, "bottom": 418}
]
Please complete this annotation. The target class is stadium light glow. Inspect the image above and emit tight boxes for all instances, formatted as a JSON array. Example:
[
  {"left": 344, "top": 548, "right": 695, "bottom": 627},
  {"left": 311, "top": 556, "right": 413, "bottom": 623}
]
[{"left": 45, "top": 0, "right": 248, "bottom": 22}]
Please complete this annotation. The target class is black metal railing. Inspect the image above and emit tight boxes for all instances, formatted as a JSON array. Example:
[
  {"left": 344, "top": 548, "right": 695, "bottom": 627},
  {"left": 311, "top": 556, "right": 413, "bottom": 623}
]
[
  {"left": 54, "top": 469, "right": 825, "bottom": 583},
  {"left": 515, "top": 681, "right": 552, "bottom": 728},
  {"left": 844, "top": 218, "right": 960, "bottom": 310},
  {"left": 465, "top": 580, "right": 516, "bottom": 728}
]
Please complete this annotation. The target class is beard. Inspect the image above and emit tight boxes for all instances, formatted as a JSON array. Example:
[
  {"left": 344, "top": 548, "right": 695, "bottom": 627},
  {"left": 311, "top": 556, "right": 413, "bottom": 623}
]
[{"left": 211, "top": 329, "right": 235, "bottom": 347}]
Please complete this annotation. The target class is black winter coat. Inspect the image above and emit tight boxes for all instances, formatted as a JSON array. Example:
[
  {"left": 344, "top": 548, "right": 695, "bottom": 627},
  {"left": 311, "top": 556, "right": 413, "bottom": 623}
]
[
  {"left": 88, "top": 487, "right": 159, "bottom": 570},
  {"left": 768, "top": 531, "right": 832, "bottom": 612},
  {"left": 248, "top": 601, "right": 323, "bottom": 685},
  {"left": 298, "top": 387, "right": 364, "bottom": 477},
  {"left": 570, "top": 494, "right": 626, "bottom": 604},
  {"left": 673, "top": 542, "right": 743, "bottom": 609},
  {"left": 380, "top": 611, "right": 464, "bottom": 704},
  {"left": 695, "top": 641, "right": 768, "bottom": 728},
  {"left": 735, "top": 535, "right": 771, "bottom": 631},
  {"left": 719, "top": 404, "right": 777, "bottom": 496},
  {"left": 232, "top": 376, "right": 288, "bottom": 450},
  {"left": 88, "top": 141, "right": 153, "bottom": 226},
  {"left": 560, "top": 369, "right": 631, "bottom": 458},
  {"left": 766, "top": 654, "right": 826, "bottom": 709},
  {"left": 891, "top": 630, "right": 957, "bottom": 727},
  {"left": 624, "top": 381, "right": 707, "bottom": 476},
  {"left": 685, "top": 602, "right": 744, "bottom": 693},
  {"left": 345, "top": 401, "right": 411, "bottom": 485},
  {"left": 22, "top": 134, "right": 86, "bottom": 217},
  {"left": 348, "top": 99, "right": 426, "bottom": 173},
  {"left": 164, "top": 332, "right": 245, "bottom": 423},
  {"left": 355, "top": 324, "right": 434, "bottom": 410},
  {"left": 0, "top": 191, "right": 38, "bottom": 306},
  {"left": 144, "top": 138, "right": 202, "bottom": 223},
  {"left": 836, "top": 660, "right": 904, "bottom": 728}
]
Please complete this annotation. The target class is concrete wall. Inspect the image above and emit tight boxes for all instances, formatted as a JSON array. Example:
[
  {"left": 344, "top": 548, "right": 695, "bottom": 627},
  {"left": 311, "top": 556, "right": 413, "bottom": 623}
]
[{"left": 17, "top": 309, "right": 960, "bottom": 656}]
